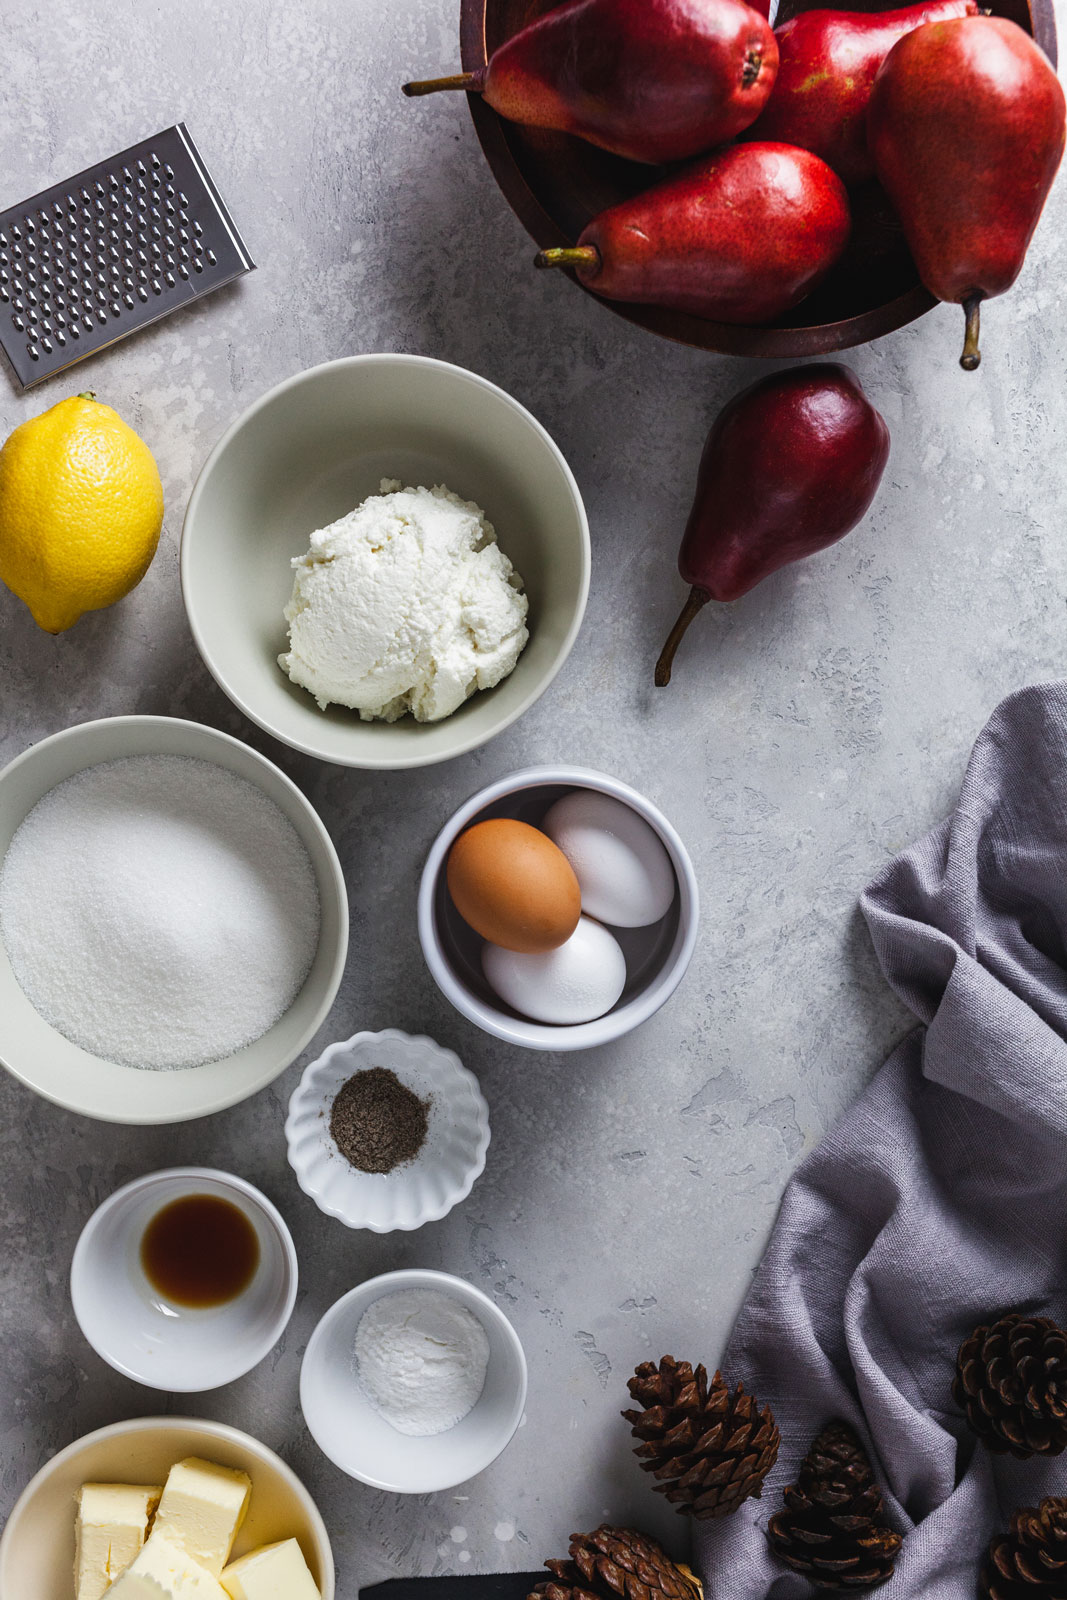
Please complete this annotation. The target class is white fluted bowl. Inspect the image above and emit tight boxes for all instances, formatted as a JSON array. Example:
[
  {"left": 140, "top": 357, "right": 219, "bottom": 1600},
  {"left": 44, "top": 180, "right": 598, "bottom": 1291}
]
[{"left": 285, "top": 1030, "right": 489, "bottom": 1232}]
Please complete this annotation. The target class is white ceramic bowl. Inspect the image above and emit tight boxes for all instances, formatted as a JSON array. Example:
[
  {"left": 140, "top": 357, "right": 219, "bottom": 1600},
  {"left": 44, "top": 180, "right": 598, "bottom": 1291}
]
[
  {"left": 0, "top": 1415, "right": 334, "bottom": 1599},
  {"left": 285, "top": 1029, "right": 490, "bottom": 1232},
  {"left": 181, "top": 353, "right": 591, "bottom": 769},
  {"left": 70, "top": 1168, "right": 298, "bottom": 1391},
  {"left": 0, "top": 715, "right": 348, "bottom": 1123},
  {"left": 418, "top": 766, "right": 700, "bottom": 1051},
  {"left": 300, "top": 1268, "right": 527, "bottom": 1492}
]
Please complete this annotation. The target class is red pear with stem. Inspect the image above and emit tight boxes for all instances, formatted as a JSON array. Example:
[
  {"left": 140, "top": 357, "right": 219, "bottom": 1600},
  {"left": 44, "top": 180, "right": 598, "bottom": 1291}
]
[
  {"left": 402, "top": 0, "right": 778, "bottom": 165},
  {"left": 656, "top": 365, "right": 889, "bottom": 686},
  {"left": 868, "top": 15, "right": 1066, "bottom": 371},
  {"left": 535, "top": 144, "right": 850, "bottom": 325}
]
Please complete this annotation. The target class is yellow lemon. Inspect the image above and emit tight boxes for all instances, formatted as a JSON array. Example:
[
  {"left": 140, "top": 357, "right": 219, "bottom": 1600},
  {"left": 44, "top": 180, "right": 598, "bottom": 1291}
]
[{"left": 0, "top": 392, "right": 164, "bottom": 633}]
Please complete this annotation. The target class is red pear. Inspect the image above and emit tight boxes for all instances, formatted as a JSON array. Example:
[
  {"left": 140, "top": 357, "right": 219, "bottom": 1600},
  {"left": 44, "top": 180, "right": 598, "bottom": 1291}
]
[
  {"left": 751, "top": 0, "right": 977, "bottom": 183},
  {"left": 402, "top": 0, "right": 778, "bottom": 165},
  {"left": 534, "top": 145, "right": 850, "bottom": 325},
  {"left": 868, "top": 15, "right": 1066, "bottom": 370},
  {"left": 656, "top": 365, "right": 889, "bottom": 685}
]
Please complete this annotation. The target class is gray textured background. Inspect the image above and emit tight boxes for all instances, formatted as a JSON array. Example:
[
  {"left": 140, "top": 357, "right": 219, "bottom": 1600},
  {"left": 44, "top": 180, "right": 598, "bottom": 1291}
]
[{"left": 1, "top": 0, "right": 1065, "bottom": 1592}]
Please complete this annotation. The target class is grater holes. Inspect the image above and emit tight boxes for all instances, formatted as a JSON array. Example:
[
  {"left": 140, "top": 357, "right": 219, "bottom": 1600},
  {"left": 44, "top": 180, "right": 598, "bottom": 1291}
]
[{"left": 1, "top": 127, "right": 253, "bottom": 381}]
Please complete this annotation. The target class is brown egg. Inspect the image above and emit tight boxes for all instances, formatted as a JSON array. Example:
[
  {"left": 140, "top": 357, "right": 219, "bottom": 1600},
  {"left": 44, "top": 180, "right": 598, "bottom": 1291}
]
[{"left": 447, "top": 818, "right": 582, "bottom": 953}]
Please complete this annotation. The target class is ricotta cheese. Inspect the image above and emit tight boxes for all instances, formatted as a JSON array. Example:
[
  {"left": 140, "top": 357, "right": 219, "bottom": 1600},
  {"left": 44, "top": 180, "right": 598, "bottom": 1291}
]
[{"left": 279, "top": 480, "right": 529, "bottom": 722}]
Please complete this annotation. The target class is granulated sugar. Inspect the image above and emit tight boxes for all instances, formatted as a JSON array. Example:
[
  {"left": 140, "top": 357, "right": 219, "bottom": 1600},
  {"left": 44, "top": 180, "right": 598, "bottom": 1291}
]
[{"left": 0, "top": 755, "right": 321, "bottom": 1070}]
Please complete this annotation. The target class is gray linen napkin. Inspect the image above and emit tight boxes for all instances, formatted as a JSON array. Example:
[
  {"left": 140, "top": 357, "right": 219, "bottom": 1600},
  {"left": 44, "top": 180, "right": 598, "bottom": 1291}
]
[{"left": 696, "top": 680, "right": 1067, "bottom": 1599}]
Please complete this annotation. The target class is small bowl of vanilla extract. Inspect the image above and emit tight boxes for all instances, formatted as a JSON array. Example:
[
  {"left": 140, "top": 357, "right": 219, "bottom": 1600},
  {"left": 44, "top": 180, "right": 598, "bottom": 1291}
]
[{"left": 70, "top": 1167, "right": 298, "bottom": 1391}]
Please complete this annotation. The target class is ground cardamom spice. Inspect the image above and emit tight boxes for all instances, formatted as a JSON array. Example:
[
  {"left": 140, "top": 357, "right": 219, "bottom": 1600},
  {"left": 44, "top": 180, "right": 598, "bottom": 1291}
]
[{"left": 329, "top": 1066, "right": 430, "bottom": 1174}]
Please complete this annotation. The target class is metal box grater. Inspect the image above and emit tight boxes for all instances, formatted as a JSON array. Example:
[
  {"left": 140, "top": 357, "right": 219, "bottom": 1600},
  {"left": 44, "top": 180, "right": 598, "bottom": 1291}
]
[{"left": 0, "top": 123, "right": 254, "bottom": 388}]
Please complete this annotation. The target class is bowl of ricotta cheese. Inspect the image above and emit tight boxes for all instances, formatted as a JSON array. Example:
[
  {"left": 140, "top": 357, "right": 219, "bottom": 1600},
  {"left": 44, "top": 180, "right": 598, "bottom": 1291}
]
[{"left": 181, "top": 355, "right": 591, "bottom": 769}]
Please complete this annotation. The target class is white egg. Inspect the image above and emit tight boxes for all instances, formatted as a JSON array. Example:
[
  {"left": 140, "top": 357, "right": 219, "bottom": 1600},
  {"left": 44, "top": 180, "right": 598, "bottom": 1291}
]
[
  {"left": 482, "top": 915, "right": 627, "bottom": 1025},
  {"left": 542, "top": 790, "right": 676, "bottom": 928}
]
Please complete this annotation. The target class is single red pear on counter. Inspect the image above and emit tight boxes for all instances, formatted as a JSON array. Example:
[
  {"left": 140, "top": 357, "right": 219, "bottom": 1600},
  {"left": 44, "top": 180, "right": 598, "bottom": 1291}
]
[
  {"left": 656, "top": 366, "right": 889, "bottom": 686},
  {"left": 402, "top": 0, "right": 778, "bottom": 165},
  {"left": 751, "top": 0, "right": 977, "bottom": 183},
  {"left": 868, "top": 15, "right": 1066, "bottom": 370},
  {"left": 534, "top": 145, "right": 850, "bottom": 325}
]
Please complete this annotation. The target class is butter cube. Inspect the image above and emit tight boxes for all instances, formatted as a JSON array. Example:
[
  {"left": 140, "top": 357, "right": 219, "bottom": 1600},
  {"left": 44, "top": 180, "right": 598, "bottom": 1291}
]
[
  {"left": 151, "top": 1459, "right": 252, "bottom": 1578},
  {"left": 103, "top": 1534, "right": 229, "bottom": 1596},
  {"left": 75, "top": 1483, "right": 162, "bottom": 1600},
  {"left": 220, "top": 1539, "right": 321, "bottom": 1600}
]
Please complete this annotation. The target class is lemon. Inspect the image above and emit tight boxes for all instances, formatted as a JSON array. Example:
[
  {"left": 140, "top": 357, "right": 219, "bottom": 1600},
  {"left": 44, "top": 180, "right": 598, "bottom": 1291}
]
[{"left": 0, "top": 392, "right": 164, "bottom": 633}]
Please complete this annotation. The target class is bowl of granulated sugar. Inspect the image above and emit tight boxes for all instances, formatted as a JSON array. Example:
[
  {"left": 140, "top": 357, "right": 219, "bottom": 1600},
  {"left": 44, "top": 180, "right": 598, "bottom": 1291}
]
[{"left": 0, "top": 716, "right": 348, "bottom": 1123}]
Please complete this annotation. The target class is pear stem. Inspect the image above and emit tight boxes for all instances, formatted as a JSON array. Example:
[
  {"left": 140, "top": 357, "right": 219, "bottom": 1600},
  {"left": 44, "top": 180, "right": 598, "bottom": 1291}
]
[
  {"left": 402, "top": 70, "right": 483, "bottom": 97},
  {"left": 534, "top": 245, "right": 601, "bottom": 275},
  {"left": 655, "top": 588, "right": 710, "bottom": 687},
  {"left": 960, "top": 295, "right": 983, "bottom": 371}
]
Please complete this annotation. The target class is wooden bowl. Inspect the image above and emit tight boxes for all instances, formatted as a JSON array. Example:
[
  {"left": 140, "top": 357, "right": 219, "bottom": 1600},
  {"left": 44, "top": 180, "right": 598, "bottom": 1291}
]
[{"left": 459, "top": 0, "right": 1058, "bottom": 357}]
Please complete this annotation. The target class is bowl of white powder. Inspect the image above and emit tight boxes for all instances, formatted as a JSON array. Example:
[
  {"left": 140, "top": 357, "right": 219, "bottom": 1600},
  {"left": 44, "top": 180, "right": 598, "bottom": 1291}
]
[
  {"left": 181, "top": 354, "right": 590, "bottom": 769},
  {"left": 300, "top": 1269, "right": 527, "bottom": 1492},
  {"left": 0, "top": 715, "right": 348, "bottom": 1123}
]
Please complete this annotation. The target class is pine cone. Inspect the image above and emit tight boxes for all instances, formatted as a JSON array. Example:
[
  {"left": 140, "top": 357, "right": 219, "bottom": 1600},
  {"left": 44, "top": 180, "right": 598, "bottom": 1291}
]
[
  {"left": 954, "top": 1313, "right": 1067, "bottom": 1458},
  {"left": 766, "top": 1420, "right": 902, "bottom": 1591},
  {"left": 623, "top": 1356, "right": 780, "bottom": 1520},
  {"left": 528, "top": 1526, "right": 704, "bottom": 1600},
  {"left": 982, "top": 1498, "right": 1067, "bottom": 1598}
]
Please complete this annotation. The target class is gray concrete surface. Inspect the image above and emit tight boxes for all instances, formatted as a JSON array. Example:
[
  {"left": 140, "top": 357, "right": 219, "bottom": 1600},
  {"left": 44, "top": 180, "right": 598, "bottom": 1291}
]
[{"left": 1, "top": 0, "right": 1065, "bottom": 1591}]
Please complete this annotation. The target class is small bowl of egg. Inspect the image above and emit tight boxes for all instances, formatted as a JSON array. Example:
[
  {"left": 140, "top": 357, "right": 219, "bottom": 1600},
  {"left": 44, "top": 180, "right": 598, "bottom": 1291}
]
[{"left": 418, "top": 767, "right": 699, "bottom": 1051}]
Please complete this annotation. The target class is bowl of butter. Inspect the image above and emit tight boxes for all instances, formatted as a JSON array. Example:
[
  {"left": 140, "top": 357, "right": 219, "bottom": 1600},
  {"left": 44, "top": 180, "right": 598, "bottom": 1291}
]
[
  {"left": 0, "top": 1416, "right": 333, "bottom": 1600},
  {"left": 181, "top": 353, "right": 591, "bottom": 769}
]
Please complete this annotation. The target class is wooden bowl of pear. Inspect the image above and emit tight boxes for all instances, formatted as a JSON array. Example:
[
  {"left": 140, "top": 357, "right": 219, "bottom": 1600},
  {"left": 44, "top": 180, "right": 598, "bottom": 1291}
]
[{"left": 459, "top": 0, "right": 1057, "bottom": 357}]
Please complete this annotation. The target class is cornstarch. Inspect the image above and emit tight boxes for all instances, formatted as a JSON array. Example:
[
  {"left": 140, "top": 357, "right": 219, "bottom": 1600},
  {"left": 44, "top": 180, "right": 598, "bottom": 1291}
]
[
  {"left": 353, "top": 1288, "right": 490, "bottom": 1436},
  {"left": 0, "top": 755, "right": 320, "bottom": 1070}
]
